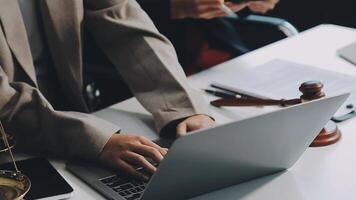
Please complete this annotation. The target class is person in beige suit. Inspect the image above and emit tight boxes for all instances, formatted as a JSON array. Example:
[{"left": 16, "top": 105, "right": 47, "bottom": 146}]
[{"left": 0, "top": 0, "right": 214, "bottom": 180}]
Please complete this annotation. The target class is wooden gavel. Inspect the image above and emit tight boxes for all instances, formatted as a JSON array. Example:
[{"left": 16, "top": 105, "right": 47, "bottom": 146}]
[
  {"left": 210, "top": 81, "right": 341, "bottom": 147},
  {"left": 210, "top": 81, "right": 325, "bottom": 107}
]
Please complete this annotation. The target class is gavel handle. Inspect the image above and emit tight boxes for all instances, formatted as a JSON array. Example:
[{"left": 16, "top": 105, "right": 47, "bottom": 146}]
[{"left": 210, "top": 98, "right": 302, "bottom": 107}]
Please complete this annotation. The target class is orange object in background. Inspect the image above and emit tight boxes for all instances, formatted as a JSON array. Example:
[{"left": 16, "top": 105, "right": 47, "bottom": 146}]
[{"left": 183, "top": 26, "right": 234, "bottom": 75}]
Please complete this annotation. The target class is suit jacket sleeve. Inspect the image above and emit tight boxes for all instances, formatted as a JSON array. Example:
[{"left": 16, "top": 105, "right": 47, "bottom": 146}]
[
  {"left": 84, "top": 0, "right": 212, "bottom": 132},
  {"left": 0, "top": 67, "right": 118, "bottom": 160}
]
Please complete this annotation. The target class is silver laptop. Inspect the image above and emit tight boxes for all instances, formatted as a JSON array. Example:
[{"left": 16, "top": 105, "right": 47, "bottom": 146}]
[
  {"left": 338, "top": 41, "right": 356, "bottom": 66},
  {"left": 67, "top": 94, "right": 348, "bottom": 200}
]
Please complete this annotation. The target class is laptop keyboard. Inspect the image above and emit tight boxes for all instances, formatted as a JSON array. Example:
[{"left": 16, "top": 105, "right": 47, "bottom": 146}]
[{"left": 100, "top": 174, "right": 146, "bottom": 200}]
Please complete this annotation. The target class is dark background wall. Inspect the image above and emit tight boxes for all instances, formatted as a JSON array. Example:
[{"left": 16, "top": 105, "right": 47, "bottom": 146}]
[{"left": 267, "top": 0, "right": 356, "bottom": 31}]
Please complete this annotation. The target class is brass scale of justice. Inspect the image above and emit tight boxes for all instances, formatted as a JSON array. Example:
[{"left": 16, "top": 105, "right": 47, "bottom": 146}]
[
  {"left": 210, "top": 81, "right": 342, "bottom": 147},
  {"left": 0, "top": 121, "right": 31, "bottom": 200}
]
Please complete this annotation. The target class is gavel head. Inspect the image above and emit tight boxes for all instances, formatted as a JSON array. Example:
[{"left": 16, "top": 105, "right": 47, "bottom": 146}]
[{"left": 299, "top": 81, "right": 325, "bottom": 101}]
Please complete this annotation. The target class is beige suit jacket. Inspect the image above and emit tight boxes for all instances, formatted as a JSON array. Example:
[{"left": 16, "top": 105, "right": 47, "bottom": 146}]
[{"left": 0, "top": 0, "right": 210, "bottom": 160}]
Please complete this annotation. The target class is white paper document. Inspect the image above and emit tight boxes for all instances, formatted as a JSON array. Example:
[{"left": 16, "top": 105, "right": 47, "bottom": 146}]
[{"left": 213, "top": 59, "right": 356, "bottom": 117}]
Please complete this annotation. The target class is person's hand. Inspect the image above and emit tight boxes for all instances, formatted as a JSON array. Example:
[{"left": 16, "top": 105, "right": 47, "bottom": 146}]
[
  {"left": 171, "top": 0, "right": 248, "bottom": 19},
  {"left": 176, "top": 115, "right": 215, "bottom": 137},
  {"left": 99, "top": 134, "right": 167, "bottom": 181},
  {"left": 225, "top": 1, "right": 250, "bottom": 13},
  {"left": 247, "top": 0, "right": 279, "bottom": 14}
]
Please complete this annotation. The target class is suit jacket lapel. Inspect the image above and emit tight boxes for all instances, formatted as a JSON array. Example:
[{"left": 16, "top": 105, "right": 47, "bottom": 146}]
[
  {"left": 0, "top": 0, "right": 37, "bottom": 86},
  {"left": 39, "top": 0, "right": 88, "bottom": 111}
]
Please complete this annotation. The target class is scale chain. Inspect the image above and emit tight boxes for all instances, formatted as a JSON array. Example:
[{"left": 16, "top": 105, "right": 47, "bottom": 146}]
[{"left": 0, "top": 121, "right": 20, "bottom": 173}]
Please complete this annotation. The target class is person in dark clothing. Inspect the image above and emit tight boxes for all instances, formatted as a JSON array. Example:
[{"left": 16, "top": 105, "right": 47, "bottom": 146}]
[{"left": 137, "top": 0, "right": 279, "bottom": 74}]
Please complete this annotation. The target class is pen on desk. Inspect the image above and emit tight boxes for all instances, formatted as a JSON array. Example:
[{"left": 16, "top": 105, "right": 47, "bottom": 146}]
[
  {"left": 203, "top": 89, "right": 241, "bottom": 98},
  {"left": 220, "top": 4, "right": 239, "bottom": 19},
  {"left": 210, "top": 84, "right": 268, "bottom": 100}
]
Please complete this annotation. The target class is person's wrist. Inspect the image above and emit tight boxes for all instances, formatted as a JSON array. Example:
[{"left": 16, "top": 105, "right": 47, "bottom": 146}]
[
  {"left": 171, "top": 1, "right": 184, "bottom": 19},
  {"left": 171, "top": 0, "right": 192, "bottom": 19},
  {"left": 160, "top": 114, "right": 215, "bottom": 138},
  {"left": 197, "top": 114, "right": 215, "bottom": 122},
  {"left": 160, "top": 117, "right": 186, "bottom": 138}
]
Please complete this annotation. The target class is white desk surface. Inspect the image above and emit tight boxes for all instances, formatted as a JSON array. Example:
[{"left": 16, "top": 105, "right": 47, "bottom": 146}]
[{"left": 51, "top": 24, "right": 356, "bottom": 200}]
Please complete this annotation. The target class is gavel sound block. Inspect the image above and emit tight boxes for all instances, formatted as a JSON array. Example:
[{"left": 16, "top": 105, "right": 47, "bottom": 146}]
[{"left": 211, "top": 81, "right": 341, "bottom": 147}]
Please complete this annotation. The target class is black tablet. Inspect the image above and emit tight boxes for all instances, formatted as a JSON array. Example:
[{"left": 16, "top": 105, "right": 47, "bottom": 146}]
[{"left": 0, "top": 157, "right": 73, "bottom": 200}]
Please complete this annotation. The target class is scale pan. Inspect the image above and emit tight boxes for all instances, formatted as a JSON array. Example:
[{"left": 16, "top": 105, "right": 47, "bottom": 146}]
[{"left": 0, "top": 170, "right": 31, "bottom": 200}]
